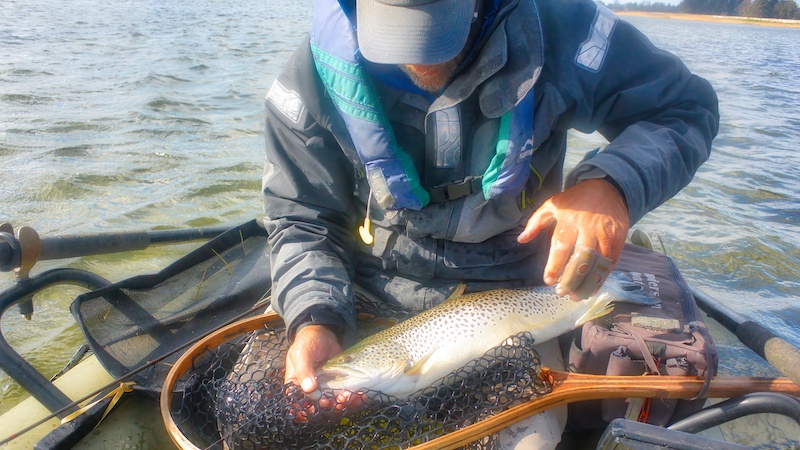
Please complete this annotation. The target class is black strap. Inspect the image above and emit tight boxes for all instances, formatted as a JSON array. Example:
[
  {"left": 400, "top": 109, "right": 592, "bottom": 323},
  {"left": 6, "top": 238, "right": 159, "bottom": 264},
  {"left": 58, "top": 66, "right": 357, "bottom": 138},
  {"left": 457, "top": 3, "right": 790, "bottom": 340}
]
[
  {"left": 428, "top": 176, "right": 483, "bottom": 203},
  {"left": 616, "top": 323, "right": 662, "bottom": 376},
  {"left": 689, "top": 324, "right": 714, "bottom": 401}
]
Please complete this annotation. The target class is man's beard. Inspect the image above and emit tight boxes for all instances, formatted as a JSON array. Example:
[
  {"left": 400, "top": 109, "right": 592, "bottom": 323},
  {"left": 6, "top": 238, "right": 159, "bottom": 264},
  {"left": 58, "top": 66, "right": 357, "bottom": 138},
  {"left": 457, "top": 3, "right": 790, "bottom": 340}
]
[{"left": 401, "top": 59, "right": 460, "bottom": 94}]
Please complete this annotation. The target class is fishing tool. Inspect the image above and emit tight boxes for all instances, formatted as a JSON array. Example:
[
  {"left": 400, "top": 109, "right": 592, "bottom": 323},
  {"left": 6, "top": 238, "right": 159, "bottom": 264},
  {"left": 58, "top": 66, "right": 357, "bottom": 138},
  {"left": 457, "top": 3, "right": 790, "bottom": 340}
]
[{"left": 160, "top": 310, "right": 800, "bottom": 450}]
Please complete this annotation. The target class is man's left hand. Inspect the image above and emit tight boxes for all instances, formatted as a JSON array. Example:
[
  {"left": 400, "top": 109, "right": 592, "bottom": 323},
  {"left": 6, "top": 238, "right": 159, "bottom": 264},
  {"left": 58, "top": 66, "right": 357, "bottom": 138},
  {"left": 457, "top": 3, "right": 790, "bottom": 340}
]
[{"left": 517, "top": 178, "right": 630, "bottom": 300}]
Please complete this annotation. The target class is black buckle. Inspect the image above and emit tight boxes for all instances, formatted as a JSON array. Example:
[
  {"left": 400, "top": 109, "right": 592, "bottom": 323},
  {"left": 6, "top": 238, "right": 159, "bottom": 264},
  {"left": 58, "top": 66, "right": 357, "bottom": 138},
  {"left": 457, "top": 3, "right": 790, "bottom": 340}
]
[{"left": 428, "top": 176, "right": 483, "bottom": 203}]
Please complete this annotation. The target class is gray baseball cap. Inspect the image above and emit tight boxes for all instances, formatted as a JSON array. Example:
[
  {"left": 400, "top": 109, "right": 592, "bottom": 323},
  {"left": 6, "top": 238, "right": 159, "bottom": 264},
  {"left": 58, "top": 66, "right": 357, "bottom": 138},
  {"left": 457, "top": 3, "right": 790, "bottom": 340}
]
[{"left": 356, "top": 0, "right": 475, "bottom": 65}]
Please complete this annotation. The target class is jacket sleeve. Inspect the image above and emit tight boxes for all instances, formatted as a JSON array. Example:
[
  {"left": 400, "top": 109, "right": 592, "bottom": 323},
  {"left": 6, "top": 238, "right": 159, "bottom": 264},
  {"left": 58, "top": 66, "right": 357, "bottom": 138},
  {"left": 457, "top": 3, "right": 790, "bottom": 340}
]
[
  {"left": 542, "top": 0, "right": 720, "bottom": 224},
  {"left": 262, "top": 37, "right": 359, "bottom": 344}
]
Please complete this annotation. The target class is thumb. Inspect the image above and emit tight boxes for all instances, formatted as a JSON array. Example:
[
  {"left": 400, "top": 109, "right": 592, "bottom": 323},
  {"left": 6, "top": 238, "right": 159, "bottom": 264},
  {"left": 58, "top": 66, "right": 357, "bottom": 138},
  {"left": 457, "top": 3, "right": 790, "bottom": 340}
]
[
  {"left": 296, "top": 359, "right": 318, "bottom": 393},
  {"left": 518, "top": 204, "right": 555, "bottom": 243},
  {"left": 285, "top": 344, "right": 319, "bottom": 392},
  {"left": 285, "top": 325, "right": 341, "bottom": 393}
]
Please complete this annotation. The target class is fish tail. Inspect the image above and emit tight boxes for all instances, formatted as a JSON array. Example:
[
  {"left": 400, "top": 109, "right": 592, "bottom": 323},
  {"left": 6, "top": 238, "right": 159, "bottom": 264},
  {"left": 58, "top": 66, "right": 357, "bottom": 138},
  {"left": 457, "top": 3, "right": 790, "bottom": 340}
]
[{"left": 601, "top": 271, "right": 660, "bottom": 306}]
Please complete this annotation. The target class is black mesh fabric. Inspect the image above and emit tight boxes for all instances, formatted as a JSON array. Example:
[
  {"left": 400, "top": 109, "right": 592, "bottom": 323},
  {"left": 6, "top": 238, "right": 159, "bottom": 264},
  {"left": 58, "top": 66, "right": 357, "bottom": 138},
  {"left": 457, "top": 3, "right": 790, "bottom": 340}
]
[
  {"left": 167, "top": 295, "right": 551, "bottom": 450},
  {"left": 70, "top": 220, "right": 271, "bottom": 398}
]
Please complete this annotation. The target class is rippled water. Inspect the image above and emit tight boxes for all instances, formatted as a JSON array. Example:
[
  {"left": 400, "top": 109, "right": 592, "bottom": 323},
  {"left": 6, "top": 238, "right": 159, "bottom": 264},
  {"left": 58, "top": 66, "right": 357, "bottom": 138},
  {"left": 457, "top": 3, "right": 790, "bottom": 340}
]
[
  {"left": 1, "top": 2, "right": 799, "bottom": 418},
  {"left": 618, "top": 16, "right": 800, "bottom": 345},
  {"left": 0, "top": 0, "right": 313, "bottom": 411}
]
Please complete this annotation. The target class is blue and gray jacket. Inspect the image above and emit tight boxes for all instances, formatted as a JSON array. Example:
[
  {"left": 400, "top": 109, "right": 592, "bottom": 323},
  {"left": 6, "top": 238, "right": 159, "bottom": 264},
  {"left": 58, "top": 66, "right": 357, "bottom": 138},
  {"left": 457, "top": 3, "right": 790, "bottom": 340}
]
[{"left": 262, "top": 0, "right": 719, "bottom": 344}]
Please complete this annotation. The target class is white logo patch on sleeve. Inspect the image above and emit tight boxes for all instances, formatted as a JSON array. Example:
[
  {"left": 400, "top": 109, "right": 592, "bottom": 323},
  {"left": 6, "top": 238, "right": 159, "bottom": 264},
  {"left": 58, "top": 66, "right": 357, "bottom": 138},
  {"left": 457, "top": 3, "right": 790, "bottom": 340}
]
[
  {"left": 575, "top": 4, "right": 618, "bottom": 72},
  {"left": 266, "top": 80, "right": 305, "bottom": 124}
]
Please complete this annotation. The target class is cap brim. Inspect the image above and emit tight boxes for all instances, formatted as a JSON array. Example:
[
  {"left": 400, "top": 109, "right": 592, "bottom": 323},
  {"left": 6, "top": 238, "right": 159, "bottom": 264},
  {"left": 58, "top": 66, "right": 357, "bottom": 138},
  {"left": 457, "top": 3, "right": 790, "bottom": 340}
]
[{"left": 357, "top": 0, "right": 474, "bottom": 65}]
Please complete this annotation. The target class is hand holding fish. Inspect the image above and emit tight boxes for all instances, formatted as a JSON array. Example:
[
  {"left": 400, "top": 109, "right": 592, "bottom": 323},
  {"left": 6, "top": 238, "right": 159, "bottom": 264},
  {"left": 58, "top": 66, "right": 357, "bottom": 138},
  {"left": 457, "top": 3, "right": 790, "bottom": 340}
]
[
  {"left": 285, "top": 324, "right": 365, "bottom": 414},
  {"left": 285, "top": 324, "right": 341, "bottom": 393},
  {"left": 518, "top": 178, "right": 629, "bottom": 300}
]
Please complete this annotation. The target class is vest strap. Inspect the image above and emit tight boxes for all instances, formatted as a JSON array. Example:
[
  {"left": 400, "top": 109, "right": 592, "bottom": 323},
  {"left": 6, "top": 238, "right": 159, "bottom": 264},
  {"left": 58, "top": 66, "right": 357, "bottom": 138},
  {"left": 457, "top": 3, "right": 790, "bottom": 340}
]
[
  {"left": 311, "top": 0, "right": 536, "bottom": 211},
  {"left": 429, "top": 176, "right": 483, "bottom": 203}
]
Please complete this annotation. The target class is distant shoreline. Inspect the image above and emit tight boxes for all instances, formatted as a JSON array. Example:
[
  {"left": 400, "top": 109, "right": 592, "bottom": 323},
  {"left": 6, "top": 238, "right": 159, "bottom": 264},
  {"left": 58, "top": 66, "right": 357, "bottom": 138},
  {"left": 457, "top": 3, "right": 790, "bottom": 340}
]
[{"left": 616, "top": 11, "right": 800, "bottom": 28}]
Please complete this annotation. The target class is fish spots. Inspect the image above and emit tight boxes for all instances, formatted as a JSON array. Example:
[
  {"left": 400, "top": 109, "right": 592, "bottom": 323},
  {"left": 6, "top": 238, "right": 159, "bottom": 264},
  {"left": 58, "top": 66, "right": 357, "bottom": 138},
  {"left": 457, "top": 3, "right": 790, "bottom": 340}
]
[{"left": 325, "top": 282, "right": 609, "bottom": 396}]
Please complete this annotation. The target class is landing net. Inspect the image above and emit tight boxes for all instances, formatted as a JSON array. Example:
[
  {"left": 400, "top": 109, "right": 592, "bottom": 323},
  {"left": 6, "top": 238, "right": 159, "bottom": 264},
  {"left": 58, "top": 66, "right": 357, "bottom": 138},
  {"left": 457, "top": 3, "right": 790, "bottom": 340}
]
[{"left": 163, "top": 295, "right": 550, "bottom": 450}]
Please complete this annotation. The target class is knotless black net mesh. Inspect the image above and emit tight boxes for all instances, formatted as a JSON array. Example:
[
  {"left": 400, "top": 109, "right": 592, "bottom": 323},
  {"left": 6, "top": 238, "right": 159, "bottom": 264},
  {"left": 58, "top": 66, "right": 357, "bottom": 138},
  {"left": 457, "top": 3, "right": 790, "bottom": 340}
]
[
  {"left": 67, "top": 220, "right": 551, "bottom": 448},
  {"left": 167, "top": 295, "right": 551, "bottom": 450}
]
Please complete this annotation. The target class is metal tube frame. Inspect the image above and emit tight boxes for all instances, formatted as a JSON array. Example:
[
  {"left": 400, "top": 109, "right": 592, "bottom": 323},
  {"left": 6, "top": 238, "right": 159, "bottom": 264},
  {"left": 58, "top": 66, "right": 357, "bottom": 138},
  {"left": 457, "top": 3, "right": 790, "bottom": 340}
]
[
  {"left": 0, "top": 224, "right": 229, "bottom": 416},
  {"left": 0, "top": 269, "right": 112, "bottom": 417}
]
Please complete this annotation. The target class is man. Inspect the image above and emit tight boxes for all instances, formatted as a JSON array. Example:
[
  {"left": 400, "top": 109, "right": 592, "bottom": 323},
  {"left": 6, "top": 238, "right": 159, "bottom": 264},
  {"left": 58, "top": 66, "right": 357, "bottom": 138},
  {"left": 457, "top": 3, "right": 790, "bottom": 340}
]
[{"left": 262, "top": 0, "right": 718, "bottom": 446}]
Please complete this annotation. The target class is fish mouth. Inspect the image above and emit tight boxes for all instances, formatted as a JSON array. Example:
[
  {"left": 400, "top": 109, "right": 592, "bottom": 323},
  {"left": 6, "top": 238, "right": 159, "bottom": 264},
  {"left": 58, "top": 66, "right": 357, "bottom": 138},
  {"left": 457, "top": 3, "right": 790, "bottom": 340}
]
[{"left": 316, "top": 367, "right": 371, "bottom": 390}]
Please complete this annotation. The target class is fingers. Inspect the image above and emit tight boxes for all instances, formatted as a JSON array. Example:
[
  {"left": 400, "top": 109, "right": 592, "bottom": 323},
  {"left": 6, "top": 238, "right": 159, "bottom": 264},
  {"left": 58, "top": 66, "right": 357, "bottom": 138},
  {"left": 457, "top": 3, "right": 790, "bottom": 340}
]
[
  {"left": 284, "top": 344, "right": 318, "bottom": 393},
  {"left": 556, "top": 243, "right": 597, "bottom": 295},
  {"left": 542, "top": 227, "right": 576, "bottom": 286},
  {"left": 517, "top": 204, "right": 555, "bottom": 244},
  {"left": 285, "top": 359, "right": 317, "bottom": 393},
  {"left": 284, "top": 325, "right": 367, "bottom": 423},
  {"left": 545, "top": 227, "right": 612, "bottom": 301},
  {"left": 522, "top": 179, "right": 630, "bottom": 300},
  {"left": 284, "top": 325, "right": 341, "bottom": 394},
  {"left": 557, "top": 244, "right": 615, "bottom": 300},
  {"left": 318, "top": 389, "right": 368, "bottom": 413}
]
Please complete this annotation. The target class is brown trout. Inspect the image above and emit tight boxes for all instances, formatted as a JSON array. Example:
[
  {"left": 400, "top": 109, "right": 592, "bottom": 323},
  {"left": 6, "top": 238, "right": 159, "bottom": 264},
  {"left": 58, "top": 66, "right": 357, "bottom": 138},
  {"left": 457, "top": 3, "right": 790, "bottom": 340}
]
[{"left": 316, "top": 272, "right": 657, "bottom": 399}]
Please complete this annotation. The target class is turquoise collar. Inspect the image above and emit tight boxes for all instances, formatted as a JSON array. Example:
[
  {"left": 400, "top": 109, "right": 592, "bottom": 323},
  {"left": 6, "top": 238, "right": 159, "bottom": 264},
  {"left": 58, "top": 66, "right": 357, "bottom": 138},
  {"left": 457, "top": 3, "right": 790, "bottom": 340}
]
[{"left": 310, "top": 0, "right": 536, "bottom": 210}]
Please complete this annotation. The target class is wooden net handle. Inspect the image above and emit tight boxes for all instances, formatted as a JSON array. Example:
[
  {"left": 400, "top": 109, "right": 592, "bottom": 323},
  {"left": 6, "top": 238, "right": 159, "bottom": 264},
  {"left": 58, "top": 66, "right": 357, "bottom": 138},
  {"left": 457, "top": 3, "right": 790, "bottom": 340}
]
[{"left": 409, "top": 369, "right": 800, "bottom": 450}]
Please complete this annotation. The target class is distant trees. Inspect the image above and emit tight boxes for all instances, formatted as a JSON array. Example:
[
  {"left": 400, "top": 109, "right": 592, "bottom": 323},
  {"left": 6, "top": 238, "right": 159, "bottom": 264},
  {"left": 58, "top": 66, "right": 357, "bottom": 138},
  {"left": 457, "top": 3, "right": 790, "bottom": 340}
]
[
  {"left": 680, "top": 0, "right": 742, "bottom": 15},
  {"left": 772, "top": 0, "right": 800, "bottom": 17},
  {"left": 606, "top": 0, "right": 800, "bottom": 18},
  {"left": 742, "top": 0, "right": 800, "bottom": 17},
  {"left": 604, "top": 1, "right": 679, "bottom": 12}
]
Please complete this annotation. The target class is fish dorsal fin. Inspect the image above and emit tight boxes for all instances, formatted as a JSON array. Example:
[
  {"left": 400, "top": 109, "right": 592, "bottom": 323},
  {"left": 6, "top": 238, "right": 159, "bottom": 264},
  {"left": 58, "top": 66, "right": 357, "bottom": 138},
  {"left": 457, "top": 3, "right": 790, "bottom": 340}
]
[
  {"left": 445, "top": 283, "right": 467, "bottom": 302},
  {"left": 404, "top": 349, "right": 438, "bottom": 377}
]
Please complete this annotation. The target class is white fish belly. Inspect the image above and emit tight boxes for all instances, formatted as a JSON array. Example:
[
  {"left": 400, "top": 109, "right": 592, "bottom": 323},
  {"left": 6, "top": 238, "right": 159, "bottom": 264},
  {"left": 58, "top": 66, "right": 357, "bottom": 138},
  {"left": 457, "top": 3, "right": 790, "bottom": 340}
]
[{"left": 384, "top": 292, "right": 590, "bottom": 397}]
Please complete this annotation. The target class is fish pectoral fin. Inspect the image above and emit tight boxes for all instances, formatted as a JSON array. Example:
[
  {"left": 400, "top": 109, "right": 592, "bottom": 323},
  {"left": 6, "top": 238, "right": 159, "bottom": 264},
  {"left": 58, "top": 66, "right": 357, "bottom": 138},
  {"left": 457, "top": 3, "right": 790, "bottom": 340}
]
[
  {"left": 404, "top": 350, "right": 438, "bottom": 377},
  {"left": 576, "top": 292, "right": 615, "bottom": 326}
]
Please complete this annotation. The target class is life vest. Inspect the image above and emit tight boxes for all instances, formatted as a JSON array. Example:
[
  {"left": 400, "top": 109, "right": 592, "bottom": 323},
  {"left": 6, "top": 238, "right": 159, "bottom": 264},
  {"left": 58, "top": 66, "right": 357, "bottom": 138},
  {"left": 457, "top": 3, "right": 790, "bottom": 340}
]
[{"left": 310, "top": 0, "right": 535, "bottom": 211}]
